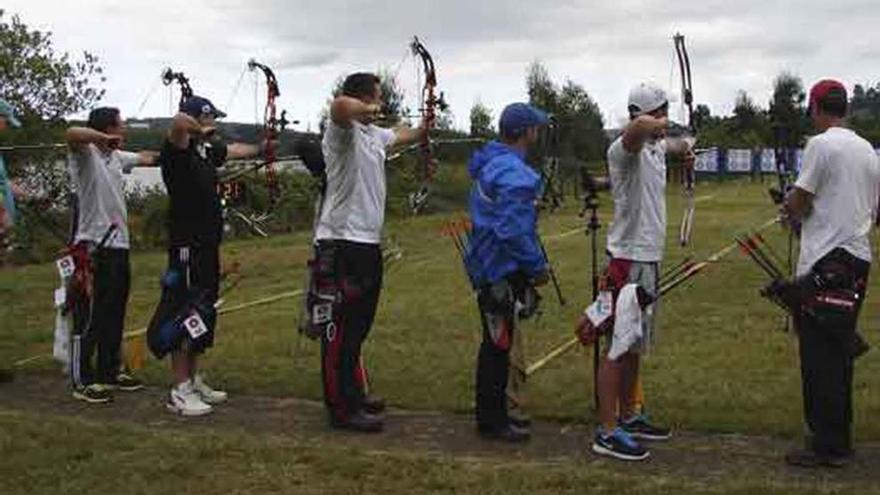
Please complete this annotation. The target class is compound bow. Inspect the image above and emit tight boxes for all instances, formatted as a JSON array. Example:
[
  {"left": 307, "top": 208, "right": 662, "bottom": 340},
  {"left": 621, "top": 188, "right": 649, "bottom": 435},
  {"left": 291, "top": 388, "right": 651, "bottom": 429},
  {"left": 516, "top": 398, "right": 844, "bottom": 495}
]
[
  {"left": 408, "top": 36, "right": 447, "bottom": 214},
  {"left": 247, "top": 58, "right": 290, "bottom": 211}
]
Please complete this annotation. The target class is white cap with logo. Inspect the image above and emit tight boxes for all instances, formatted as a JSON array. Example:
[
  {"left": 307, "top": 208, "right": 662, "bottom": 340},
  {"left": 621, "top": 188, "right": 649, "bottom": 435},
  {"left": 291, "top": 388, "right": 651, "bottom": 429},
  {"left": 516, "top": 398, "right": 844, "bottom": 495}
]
[{"left": 628, "top": 82, "right": 668, "bottom": 116}]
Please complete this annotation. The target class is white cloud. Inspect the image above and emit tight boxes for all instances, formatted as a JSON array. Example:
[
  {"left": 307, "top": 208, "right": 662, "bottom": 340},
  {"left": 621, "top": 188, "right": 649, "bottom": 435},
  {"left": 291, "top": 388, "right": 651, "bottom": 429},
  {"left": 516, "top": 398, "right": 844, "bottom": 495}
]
[{"left": 4, "top": 0, "right": 879, "bottom": 132}]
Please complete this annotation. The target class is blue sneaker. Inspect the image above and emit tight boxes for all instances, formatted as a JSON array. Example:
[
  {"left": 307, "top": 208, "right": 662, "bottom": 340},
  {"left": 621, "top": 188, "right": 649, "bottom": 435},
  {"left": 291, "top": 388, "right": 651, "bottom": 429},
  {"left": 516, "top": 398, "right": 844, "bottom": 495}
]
[
  {"left": 592, "top": 427, "right": 650, "bottom": 461},
  {"left": 620, "top": 414, "right": 672, "bottom": 441}
]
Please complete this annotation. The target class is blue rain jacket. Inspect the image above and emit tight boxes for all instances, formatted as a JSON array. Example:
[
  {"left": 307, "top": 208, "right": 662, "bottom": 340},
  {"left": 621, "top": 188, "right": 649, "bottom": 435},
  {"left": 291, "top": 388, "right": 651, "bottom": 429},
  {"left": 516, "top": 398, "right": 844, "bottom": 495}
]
[{"left": 465, "top": 141, "right": 545, "bottom": 286}]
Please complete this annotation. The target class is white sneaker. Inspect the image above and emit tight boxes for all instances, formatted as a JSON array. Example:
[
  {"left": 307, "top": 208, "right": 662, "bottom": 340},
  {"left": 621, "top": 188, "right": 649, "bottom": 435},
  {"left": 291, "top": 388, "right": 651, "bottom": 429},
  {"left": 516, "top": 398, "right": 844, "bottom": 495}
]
[
  {"left": 166, "top": 381, "right": 213, "bottom": 416},
  {"left": 192, "top": 374, "right": 228, "bottom": 405}
]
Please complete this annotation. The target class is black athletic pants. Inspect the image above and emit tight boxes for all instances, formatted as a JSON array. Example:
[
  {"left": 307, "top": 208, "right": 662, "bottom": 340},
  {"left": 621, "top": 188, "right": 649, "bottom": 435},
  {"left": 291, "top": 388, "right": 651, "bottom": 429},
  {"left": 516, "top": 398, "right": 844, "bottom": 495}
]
[
  {"left": 318, "top": 240, "right": 383, "bottom": 422},
  {"left": 72, "top": 248, "right": 130, "bottom": 387},
  {"left": 169, "top": 244, "right": 220, "bottom": 352},
  {"left": 796, "top": 250, "right": 870, "bottom": 456},
  {"left": 475, "top": 276, "right": 528, "bottom": 432}
]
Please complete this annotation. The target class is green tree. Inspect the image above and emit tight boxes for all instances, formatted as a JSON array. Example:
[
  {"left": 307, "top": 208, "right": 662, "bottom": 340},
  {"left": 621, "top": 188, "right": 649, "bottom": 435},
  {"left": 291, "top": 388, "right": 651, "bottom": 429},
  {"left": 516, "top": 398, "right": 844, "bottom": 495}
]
[
  {"left": 319, "top": 68, "right": 407, "bottom": 130},
  {"left": 730, "top": 90, "right": 767, "bottom": 147},
  {"left": 377, "top": 68, "right": 406, "bottom": 124},
  {"left": 525, "top": 63, "right": 606, "bottom": 207},
  {"left": 694, "top": 104, "right": 713, "bottom": 130},
  {"left": 525, "top": 62, "right": 607, "bottom": 164},
  {"left": 526, "top": 61, "right": 558, "bottom": 112},
  {"left": 733, "top": 91, "right": 760, "bottom": 129},
  {"left": 557, "top": 80, "right": 606, "bottom": 161},
  {"left": 0, "top": 10, "right": 108, "bottom": 259},
  {"left": 768, "top": 72, "right": 807, "bottom": 147},
  {"left": 0, "top": 9, "right": 105, "bottom": 122},
  {"left": 436, "top": 106, "right": 455, "bottom": 131},
  {"left": 850, "top": 82, "right": 880, "bottom": 144},
  {"left": 469, "top": 101, "right": 494, "bottom": 138}
]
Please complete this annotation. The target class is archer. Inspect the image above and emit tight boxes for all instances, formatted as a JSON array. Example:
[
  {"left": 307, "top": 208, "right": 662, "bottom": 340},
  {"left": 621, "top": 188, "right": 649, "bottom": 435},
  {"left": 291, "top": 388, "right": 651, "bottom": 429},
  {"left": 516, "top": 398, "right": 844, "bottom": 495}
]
[
  {"left": 769, "top": 80, "right": 879, "bottom": 468},
  {"left": 65, "top": 107, "right": 157, "bottom": 403},
  {"left": 580, "top": 82, "right": 694, "bottom": 461},
  {"left": 303, "top": 72, "right": 427, "bottom": 432},
  {"left": 148, "top": 90, "right": 267, "bottom": 417},
  {"left": 465, "top": 103, "right": 551, "bottom": 443}
]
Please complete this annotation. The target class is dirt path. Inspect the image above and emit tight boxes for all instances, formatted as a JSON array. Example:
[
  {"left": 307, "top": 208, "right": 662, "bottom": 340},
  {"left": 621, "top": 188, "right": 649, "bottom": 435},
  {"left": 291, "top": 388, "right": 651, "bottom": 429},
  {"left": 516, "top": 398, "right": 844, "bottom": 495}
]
[{"left": 2, "top": 372, "right": 879, "bottom": 489}]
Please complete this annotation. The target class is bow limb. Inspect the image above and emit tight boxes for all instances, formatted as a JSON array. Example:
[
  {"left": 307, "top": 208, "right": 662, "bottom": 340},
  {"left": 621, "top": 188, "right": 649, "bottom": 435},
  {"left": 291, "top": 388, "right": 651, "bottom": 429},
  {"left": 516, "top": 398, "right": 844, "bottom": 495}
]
[{"left": 679, "top": 178, "right": 695, "bottom": 246}]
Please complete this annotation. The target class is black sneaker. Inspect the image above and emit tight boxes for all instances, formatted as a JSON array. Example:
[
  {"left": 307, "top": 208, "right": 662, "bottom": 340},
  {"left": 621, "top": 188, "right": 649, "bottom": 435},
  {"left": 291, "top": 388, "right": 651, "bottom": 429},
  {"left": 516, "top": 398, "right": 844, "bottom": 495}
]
[
  {"left": 850, "top": 333, "right": 870, "bottom": 359},
  {"left": 824, "top": 452, "right": 853, "bottom": 469},
  {"left": 592, "top": 427, "right": 650, "bottom": 461},
  {"left": 363, "top": 394, "right": 386, "bottom": 414},
  {"left": 620, "top": 414, "right": 672, "bottom": 440},
  {"left": 72, "top": 384, "right": 113, "bottom": 404},
  {"left": 331, "top": 411, "right": 384, "bottom": 433},
  {"left": 785, "top": 448, "right": 852, "bottom": 468},
  {"left": 478, "top": 424, "right": 531, "bottom": 443},
  {"left": 104, "top": 373, "right": 144, "bottom": 392},
  {"left": 0, "top": 368, "right": 14, "bottom": 383}
]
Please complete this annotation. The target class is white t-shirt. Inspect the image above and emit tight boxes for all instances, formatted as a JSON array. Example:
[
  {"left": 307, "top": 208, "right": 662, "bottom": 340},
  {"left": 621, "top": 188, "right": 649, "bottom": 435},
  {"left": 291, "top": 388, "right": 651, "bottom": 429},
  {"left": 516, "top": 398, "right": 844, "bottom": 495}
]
[
  {"left": 68, "top": 144, "right": 139, "bottom": 249},
  {"left": 795, "top": 127, "right": 880, "bottom": 275},
  {"left": 315, "top": 120, "right": 396, "bottom": 244},
  {"left": 605, "top": 136, "right": 667, "bottom": 262}
]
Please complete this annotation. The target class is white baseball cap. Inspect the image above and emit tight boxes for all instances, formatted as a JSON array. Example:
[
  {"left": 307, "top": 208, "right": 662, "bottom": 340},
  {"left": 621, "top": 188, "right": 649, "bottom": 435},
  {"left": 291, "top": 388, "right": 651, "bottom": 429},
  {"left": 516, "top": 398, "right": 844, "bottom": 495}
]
[{"left": 628, "top": 82, "right": 668, "bottom": 116}]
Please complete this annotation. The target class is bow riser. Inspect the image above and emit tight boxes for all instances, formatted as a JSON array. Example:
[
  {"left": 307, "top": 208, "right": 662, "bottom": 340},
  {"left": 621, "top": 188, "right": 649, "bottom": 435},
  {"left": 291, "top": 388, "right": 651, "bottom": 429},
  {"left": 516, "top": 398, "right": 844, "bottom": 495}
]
[{"left": 247, "top": 59, "right": 289, "bottom": 211}]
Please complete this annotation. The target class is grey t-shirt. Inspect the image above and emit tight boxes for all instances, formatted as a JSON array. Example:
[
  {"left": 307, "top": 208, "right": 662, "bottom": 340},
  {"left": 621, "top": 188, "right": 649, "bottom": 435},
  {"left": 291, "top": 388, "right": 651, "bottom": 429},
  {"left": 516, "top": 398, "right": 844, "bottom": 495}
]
[
  {"left": 606, "top": 136, "right": 668, "bottom": 262},
  {"left": 68, "top": 144, "right": 139, "bottom": 249}
]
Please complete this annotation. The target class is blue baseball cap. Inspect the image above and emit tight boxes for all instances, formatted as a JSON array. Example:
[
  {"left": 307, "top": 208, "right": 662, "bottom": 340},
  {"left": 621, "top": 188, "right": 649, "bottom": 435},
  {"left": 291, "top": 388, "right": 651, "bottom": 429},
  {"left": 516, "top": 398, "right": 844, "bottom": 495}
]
[
  {"left": 180, "top": 95, "right": 227, "bottom": 119},
  {"left": 499, "top": 102, "right": 549, "bottom": 137},
  {"left": 0, "top": 99, "right": 22, "bottom": 128}
]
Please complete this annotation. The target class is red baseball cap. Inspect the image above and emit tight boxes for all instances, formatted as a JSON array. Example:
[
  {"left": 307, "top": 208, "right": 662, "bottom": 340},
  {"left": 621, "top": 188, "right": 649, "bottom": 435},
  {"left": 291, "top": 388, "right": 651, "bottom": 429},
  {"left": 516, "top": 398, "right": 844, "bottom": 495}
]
[{"left": 808, "top": 79, "right": 847, "bottom": 112}]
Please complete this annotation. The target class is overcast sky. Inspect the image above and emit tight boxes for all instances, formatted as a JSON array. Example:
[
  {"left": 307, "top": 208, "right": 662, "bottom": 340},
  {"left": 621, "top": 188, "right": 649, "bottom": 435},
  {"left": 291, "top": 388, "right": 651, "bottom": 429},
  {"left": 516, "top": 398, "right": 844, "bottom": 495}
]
[{"left": 5, "top": 0, "right": 879, "bottom": 131}]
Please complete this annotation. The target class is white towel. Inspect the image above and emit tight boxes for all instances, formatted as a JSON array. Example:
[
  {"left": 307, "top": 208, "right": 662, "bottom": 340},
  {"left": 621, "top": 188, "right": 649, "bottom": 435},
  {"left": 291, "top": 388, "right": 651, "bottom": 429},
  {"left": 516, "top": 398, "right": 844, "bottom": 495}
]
[
  {"left": 608, "top": 284, "right": 643, "bottom": 360},
  {"left": 52, "top": 287, "right": 71, "bottom": 374}
]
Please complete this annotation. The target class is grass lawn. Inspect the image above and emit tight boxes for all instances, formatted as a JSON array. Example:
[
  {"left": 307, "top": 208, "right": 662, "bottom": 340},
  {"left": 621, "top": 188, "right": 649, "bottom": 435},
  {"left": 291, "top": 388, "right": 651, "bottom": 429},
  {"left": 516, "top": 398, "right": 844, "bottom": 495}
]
[
  {"left": 2, "top": 178, "right": 879, "bottom": 493},
  {"left": 0, "top": 409, "right": 868, "bottom": 495}
]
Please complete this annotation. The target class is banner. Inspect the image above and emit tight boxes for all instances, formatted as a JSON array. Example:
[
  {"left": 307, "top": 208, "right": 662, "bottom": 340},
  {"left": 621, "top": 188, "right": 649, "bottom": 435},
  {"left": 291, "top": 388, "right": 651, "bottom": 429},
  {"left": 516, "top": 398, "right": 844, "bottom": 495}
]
[
  {"left": 759, "top": 149, "right": 776, "bottom": 173},
  {"left": 726, "top": 149, "right": 752, "bottom": 173},
  {"left": 695, "top": 148, "right": 719, "bottom": 173}
]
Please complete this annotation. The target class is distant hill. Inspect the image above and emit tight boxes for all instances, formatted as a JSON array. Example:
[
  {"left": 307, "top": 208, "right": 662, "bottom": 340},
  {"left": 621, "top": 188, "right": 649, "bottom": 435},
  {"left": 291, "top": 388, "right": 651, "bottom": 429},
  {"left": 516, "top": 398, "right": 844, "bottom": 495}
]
[{"left": 124, "top": 118, "right": 319, "bottom": 156}]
